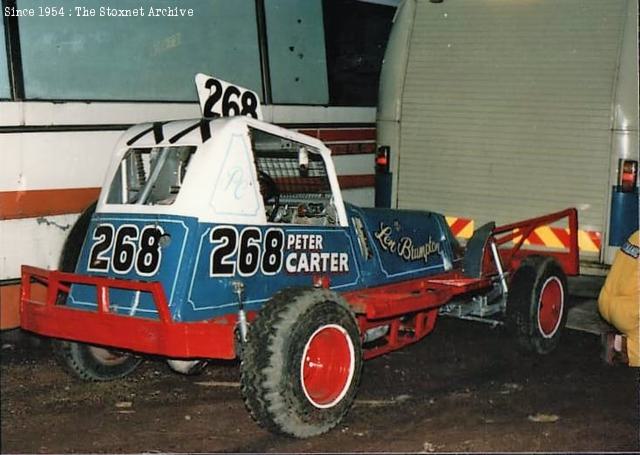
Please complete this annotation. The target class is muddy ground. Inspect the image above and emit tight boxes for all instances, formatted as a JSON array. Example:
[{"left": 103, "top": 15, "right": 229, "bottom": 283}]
[{"left": 1, "top": 315, "right": 638, "bottom": 453}]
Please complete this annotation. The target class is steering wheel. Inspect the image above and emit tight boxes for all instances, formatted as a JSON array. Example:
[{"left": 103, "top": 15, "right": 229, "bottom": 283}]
[{"left": 257, "top": 171, "right": 280, "bottom": 221}]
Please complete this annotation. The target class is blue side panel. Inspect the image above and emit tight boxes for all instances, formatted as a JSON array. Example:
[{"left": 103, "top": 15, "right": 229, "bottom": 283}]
[
  {"left": 347, "top": 204, "right": 454, "bottom": 286},
  {"left": 609, "top": 189, "right": 639, "bottom": 246},
  {"left": 183, "top": 224, "right": 361, "bottom": 320},
  {"left": 68, "top": 214, "right": 200, "bottom": 320}
]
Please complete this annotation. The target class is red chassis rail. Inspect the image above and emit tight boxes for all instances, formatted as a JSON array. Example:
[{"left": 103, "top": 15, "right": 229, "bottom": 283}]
[
  {"left": 20, "top": 209, "right": 579, "bottom": 362},
  {"left": 20, "top": 266, "right": 237, "bottom": 359},
  {"left": 345, "top": 208, "right": 579, "bottom": 360},
  {"left": 346, "top": 274, "right": 492, "bottom": 359}
]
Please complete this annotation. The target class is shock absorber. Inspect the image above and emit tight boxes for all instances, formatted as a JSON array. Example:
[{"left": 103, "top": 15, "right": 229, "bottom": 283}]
[
  {"left": 232, "top": 281, "right": 248, "bottom": 343},
  {"left": 489, "top": 239, "right": 509, "bottom": 296}
]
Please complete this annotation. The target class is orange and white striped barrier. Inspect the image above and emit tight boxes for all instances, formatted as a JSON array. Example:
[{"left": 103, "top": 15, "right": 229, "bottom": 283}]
[
  {"left": 445, "top": 216, "right": 475, "bottom": 239},
  {"left": 446, "top": 216, "right": 601, "bottom": 253},
  {"left": 514, "top": 225, "right": 601, "bottom": 253}
]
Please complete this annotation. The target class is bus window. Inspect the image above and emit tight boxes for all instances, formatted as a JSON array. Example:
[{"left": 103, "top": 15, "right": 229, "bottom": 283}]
[
  {"left": 323, "top": 0, "right": 395, "bottom": 106},
  {"left": 17, "top": 0, "right": 262, "bottom": 101},
  {"left": 264, "top": 0, "right": 329, "bottom": 105}
]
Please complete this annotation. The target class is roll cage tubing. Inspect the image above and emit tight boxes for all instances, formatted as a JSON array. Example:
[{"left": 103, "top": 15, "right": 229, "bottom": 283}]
[{"left": 491, "top": 208, "right": 579, "bottom": 276}]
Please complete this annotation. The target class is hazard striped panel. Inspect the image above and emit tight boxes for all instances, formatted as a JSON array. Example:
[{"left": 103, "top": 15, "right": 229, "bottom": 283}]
[
  {"left": 513, "top": 226, "right": 601, "bottom": 253},
  {"left": 445, "top": 216, "right": 474, "bottom": 239},
  {"left": 446, "top": 216, "right": 601, "bottom": 253}
]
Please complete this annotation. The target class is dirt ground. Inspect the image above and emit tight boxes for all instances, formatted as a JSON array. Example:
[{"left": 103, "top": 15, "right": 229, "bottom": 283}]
[{"left": 1, "top": 315, "right": 638, "bottom": 454}]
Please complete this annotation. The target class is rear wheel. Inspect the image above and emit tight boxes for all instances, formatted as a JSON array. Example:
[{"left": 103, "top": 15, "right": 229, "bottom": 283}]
[
  {"left": 240, "top": 287, "right": 362, "bottom": 438},
  {"left": 506, "top": 255, "right": 567, "bottom": 355},
  {"left": 53, "top": 340, "right": 142, "bottom": 381},
  {"left": 53, "top": 201, "right": 142, "bottom": 381}
]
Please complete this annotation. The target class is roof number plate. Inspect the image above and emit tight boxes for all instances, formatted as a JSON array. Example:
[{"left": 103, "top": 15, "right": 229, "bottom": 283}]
[{"left": 195, "top": 73, "right": 263, "bottom": 120}]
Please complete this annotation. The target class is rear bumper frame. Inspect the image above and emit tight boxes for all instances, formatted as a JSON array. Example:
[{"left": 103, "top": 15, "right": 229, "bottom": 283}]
[{"left": 20, "top": 266, "right": 237, "bottom": 359}]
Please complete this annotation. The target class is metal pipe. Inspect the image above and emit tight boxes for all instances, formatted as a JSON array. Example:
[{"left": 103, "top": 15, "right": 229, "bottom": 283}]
[
  {"left": 3, "top": 0, "right": 25, "bottom": 100},
  {"left": 440, "top": 312, "right": 503, "bottom": 328},
  {"left": 129, "top": 290, "right": 141, "bottom": 316},
  {"left": 137, "top": 148, "right": 170, "bottom": 204},
  {"left": 254, "top": 0, "right": 272, "bottom": 104},
  {"left": 489, "top": 239, "right": 508, "bottom": 296}
]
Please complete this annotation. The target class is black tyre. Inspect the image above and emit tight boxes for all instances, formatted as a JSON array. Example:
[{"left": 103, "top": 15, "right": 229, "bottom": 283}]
[
  {"left": 240, "top": 287, "right": 362, "bottom": 438},
  {"left": 506, "top": 255, "right": 568, "bottom": 355},
  {"left": 58, "top": 201, "right": 97, "bottom": 273},
  {"left": 53, "top": 340, "right": 142, "bottom": 381},
  {"left": 53, "top": 200, "right": 142, "bottom": 381}
]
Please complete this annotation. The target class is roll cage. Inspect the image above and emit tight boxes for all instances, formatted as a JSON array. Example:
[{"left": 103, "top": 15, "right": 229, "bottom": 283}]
[{"left": 95, "top": 117, "right": 350, "bottom": 227}]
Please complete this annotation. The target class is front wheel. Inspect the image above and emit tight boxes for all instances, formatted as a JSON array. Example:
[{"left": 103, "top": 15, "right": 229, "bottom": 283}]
[
  {"left": 240, "top": 288, "right": 362, "bottom": 438},
  {"left": 52, "top": 340, "right": 142, "bottom": 381},
  {"left": 506, "top": 255, "right": 568, "bottom": 355}
]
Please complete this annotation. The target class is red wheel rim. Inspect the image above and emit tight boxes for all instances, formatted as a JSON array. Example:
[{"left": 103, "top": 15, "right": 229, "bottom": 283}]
[
  {"left": 537, "top": 277, "right": 564, "bottom": 338},
  {"left": 300, "top": 324, "right": 355, "bottom": 409}
]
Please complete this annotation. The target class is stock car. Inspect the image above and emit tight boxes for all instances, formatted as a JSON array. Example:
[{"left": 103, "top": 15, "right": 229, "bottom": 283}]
[{"left": 20, "top": 75, "right": 579, "bottom": 438}]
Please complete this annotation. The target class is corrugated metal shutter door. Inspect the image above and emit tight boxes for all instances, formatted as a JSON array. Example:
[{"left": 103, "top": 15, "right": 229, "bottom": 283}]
[{"left": 397, "top": 0, "right": 627, "bottom": 239}]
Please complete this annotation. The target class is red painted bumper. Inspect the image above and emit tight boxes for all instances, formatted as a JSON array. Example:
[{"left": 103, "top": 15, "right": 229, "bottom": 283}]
[{"left": 19, "top": 266, "right": 237, "bottom": 359}]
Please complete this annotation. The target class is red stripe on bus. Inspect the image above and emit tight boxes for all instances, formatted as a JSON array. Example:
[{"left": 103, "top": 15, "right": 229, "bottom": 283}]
[
  {"left": 298, "top": 129, "right": 320, "bottom": 138},
  {"left": 329, "top": 143, "right": 376, "bottom": 156},
  {"left": 298, "top": 128, "right": 376, "bottom": 142},
  {"left": 0, "top": 174, "right": 375, "bottom": 221},
  {"left": 0, "top": 188, "right": 100, "bottom": 220},
  {"left": 338, "top": 174, "right": 375, "bottom": 189}
]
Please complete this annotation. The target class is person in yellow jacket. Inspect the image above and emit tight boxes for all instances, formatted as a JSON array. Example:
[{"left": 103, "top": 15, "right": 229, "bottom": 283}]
[{"left": 598, "top": 230, "right": 639, "bottom": 367}]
